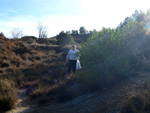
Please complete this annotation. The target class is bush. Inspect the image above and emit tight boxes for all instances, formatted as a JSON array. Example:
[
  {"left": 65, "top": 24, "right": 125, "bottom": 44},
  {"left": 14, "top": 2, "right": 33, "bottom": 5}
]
[
  {"left": 0, "top": 79, "right": 18, "bottom": 110},
  {"left": 79, "top": 20, "right": 147, "bottom": 91},
  {"left": 6, "top": 69, "right": 24, "bottom": 86},
  {"left": 21, "top": 36, "right": 37, "bottom": 44},
  {"left": 50, "top": 38, "right": 57, "bottom": 44},
  {"left": 56, "top": 85, "right": 76, "bottom": 102},
  {"left": 36, "top": 38, "right": 51, "bottom": 45},
  {"left": 0, "top": 32, "right": 4, "bottom": 36},
  {"left": 121, "top": 96, "right": 149, "bottom": 113},
  {"left": 56, "top": 32, "right": 74, "bottom": 45}
]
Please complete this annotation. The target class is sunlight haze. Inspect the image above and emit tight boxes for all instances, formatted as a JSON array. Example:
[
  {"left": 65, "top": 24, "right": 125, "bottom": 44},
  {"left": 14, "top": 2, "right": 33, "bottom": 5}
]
[{"left": 0, "top": 0, "right": 150, "bottom": 38}]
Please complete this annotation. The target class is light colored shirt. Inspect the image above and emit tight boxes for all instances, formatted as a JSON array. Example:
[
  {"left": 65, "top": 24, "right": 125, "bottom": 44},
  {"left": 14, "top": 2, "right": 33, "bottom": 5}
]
[{"left": 66, "top": 49, "right": 80, "bottom": 60}]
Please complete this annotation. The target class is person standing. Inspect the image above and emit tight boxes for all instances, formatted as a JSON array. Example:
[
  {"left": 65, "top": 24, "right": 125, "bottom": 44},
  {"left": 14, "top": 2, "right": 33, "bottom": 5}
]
[{"left": 65, "top": 44, "right": 80, "bottom": 74}]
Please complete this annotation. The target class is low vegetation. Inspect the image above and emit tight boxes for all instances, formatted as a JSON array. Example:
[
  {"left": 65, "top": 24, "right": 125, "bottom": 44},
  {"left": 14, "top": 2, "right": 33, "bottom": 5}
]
[
  {"left": 56, "top": 31, "right": 74, "bottom": 45},
  {"left": 0, "top": 79, "right": 17, "bottom": 110},
  {"left": 79, "top": 10, "right": 150, "bottom": 92},
  {"left": 0, "top": 31, "right": 90, "bottom": 111},
  {"left": 1, "top": 10, "right": 150, "bottom": 112},
  {"left": 121, "top": 95, "right": 150, "bottom": 113}
]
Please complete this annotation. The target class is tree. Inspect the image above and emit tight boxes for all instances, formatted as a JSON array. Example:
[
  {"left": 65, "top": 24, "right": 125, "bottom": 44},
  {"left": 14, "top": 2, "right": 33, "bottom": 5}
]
[
  {"left": 71, "top": 30, "right": 78, "bottom": 34},
  {"left": 0, "top": 32, "right": 4, "bottom": 36},
  {"left": 56, "top": 31, "right": 74, "bottom": 45},
  {"left": 75, "top": 30, "right": 78, "bottom": 34},
  {"left": 79, "top": 26, "right": 87, "bottom": 34},
  {"left": 132, "top": 10, "right": 145, "bottom": 22},
  {"left": 118, "top": 10, "right": 145, "bottom": 31},
  {"left": 66, "top": 31, "right": 71, "bottom": 34},
  {"left": 37, "top": 22, "right": 48, "bottom": 38},
  {"left": 72, "top": 30, "right": 76, "bottom": 34},
  {"left": 10, "top": 28, "right": 23, "bottom": 38}
]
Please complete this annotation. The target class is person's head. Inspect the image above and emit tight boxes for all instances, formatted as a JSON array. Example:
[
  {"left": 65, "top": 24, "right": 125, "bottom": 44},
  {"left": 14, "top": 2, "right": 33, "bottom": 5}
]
[{"left": 72, "top": 44, "right": 76, "bottom": 50}]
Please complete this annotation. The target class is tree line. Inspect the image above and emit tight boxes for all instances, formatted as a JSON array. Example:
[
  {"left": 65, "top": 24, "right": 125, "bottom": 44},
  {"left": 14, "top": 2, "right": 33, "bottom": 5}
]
[{"left": 9, "top": 23, "right": 91, "bottom": 39}]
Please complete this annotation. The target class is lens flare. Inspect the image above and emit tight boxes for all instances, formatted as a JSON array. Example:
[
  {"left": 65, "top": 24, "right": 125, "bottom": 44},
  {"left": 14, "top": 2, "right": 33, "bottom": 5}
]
[{"left": 145, "top": 21, "right": 150, "bottom": 35}]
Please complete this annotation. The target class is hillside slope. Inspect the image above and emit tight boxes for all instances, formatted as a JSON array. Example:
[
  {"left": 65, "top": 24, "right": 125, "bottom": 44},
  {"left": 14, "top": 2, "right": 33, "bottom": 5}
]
[
  {"left": 7, "top": 71, "right": 150, "bottom": 113},
  {"left": 1, "top": 34, "right": 150, "bottom": 113}
]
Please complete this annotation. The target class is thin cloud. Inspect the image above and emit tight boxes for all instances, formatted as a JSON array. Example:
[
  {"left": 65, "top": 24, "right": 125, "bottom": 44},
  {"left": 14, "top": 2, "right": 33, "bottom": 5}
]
[{"left": 7, "top": 9, "right": 19, "bottom": 13}]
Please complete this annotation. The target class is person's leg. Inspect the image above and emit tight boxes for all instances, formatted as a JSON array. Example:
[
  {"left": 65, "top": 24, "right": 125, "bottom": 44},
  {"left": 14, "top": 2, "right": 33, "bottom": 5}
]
[
  {"left": 72, "top": 60, "right": 77, "bottom": 74},
  {"left": 68, "top": 60, "right": 72, "bottom": 74}
]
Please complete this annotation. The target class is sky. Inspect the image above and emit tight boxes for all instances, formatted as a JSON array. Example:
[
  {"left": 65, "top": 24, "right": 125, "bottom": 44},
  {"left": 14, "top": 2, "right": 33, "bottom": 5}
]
[{"left": 0, "top": 0, "right": 150, "bottom": 38}]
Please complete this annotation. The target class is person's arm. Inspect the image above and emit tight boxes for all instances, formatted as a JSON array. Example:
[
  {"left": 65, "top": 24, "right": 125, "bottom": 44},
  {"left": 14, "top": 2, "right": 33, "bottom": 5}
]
[
  {"left": 66, "top": 50, "right": 71, "bottom": 61},
  {"left": 64, "top": 50, "right": 70, "bottom": 66}
]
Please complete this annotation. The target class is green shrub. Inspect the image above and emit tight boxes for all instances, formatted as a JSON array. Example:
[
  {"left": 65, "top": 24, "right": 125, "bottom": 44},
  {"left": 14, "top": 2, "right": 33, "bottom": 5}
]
[
  {"left": 56, "top": 32, "right": 74, "bottom": 45},
  {"left": 79, "top": 20, "right": 147, "bottom": 90}
]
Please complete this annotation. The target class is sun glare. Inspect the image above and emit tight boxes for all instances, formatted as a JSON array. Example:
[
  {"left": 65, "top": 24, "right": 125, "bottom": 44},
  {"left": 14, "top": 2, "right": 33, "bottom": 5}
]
[{"left": 146, "top": 21, "right": 150, "bottom": 35}]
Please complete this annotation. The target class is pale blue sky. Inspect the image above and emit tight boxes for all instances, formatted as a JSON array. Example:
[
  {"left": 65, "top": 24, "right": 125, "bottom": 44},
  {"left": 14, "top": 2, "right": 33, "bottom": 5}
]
[{"left": 0, "top": 0, "right": 150, "bottom": 38}]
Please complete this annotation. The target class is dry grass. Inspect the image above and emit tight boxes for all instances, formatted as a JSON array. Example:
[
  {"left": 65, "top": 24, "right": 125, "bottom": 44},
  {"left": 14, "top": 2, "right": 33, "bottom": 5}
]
[
  {"left": 0, "top": 37, "right": 66, "bottom": 110},
  {"left": 5, "top": 69, "right": 25, "bottom": 86},
  {"left": 121, "top": 95, "right": 150, "bottom": 113},
  {"left": 0, "top": 35, "right": 88, "bottom": 111},
  {"left": 0, "top": 79, "right": 18, "bottom": 110},
  {"left": 28, "top": 73, "right": 83, "bottom": 105},
  {"left": 3, "top": 35, "right": 150, "bottom": 113}
]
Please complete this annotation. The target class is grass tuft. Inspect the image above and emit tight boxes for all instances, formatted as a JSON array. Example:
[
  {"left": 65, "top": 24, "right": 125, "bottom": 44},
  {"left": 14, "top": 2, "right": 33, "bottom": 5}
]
[{"left": 0, "top": 79, "right": 18, "bottom": 110}]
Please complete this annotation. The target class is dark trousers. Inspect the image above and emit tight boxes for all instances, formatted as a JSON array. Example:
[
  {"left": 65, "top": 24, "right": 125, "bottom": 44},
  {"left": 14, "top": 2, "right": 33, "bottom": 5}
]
[{"left": 68, "top": 60, "right": 77, "bottom": 74}]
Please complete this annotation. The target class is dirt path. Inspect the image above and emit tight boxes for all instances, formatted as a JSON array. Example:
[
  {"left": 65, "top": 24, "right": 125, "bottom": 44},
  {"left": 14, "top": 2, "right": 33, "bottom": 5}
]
[{"left": 6, "top": 88, "right": 34, "bottom": 113}]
